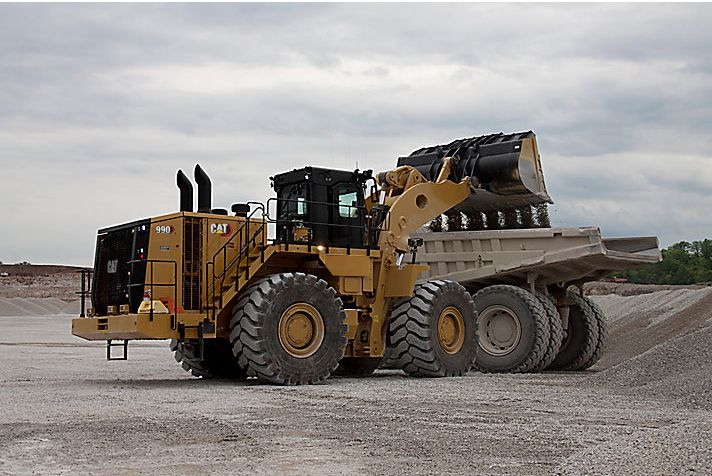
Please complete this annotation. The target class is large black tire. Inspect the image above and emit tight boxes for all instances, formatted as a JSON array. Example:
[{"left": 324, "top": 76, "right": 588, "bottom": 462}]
[
  {"left": 388, "top": 280, "right": 477, "bottom": 377},
  {"left": 578, "top": 297, "right": 608, "bottom": 370},
  {"left": 169, "top": 338, "right": 246, "bottom": 379},
  {"left": 379, "top": 345, "right": 401, "bottom": 370},
  {"left": 531, "top": 291, "right": 564, "bottom": 372},
  {"left": 229, "top": 273, "right": 347, "bottom": 385},
  {"left": 548, "top": 291, "right": 599, "bottom": 371},
  {"left": 471, "top": 285, "right": 548, "bottom": 373},
  {"left": 333, "top": 357, "right": 383, "bottom": 376}
]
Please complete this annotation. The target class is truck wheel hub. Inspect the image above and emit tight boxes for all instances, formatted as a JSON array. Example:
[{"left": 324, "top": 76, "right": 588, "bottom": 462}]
[
  {"left": 479, "top": 305, "right": 522, "bottom": 356},
  {"left": 437, "top": 306, "right": 465, "bottom": 354},
  {"left": 279, "top": 303, "right": 324, "bottom": 358}
]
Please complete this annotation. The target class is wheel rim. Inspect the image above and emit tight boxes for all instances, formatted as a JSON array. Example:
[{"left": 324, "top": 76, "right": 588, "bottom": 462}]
[
  {"left": 278, "top": 303, "right": 325, "bottom": 358},
  {"left": 478, "top": 305, "right": 522, "bottom": 356},
  {"left": 437, "top": 306, "right": 465, "bottom": 355}
]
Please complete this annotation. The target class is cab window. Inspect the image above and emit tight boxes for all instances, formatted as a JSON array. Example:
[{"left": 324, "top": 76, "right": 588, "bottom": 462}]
[{"left": 338, "top": 190, "right": 358, "bottom": 218}]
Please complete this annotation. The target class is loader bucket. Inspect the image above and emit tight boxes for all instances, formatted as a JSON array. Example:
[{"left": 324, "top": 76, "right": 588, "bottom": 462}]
[{"left": 398, "top": 131, "right": 552, "bottom": 212}]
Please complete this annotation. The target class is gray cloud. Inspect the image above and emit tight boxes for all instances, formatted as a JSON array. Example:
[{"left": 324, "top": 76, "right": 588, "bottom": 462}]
[{"left": 1, "top": 4, "right": 712, "bottom": 265}]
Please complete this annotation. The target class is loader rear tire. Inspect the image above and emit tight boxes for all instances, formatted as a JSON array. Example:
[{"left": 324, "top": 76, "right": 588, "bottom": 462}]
[
  {"left": 471, "top": 285, "right": 548, "bottom": 373},
  {"left": 333, "top": 357, "right": 382, "bottom": 377},
  {"left": 229, "top": 273, "right": 348, "bottom": 385},
  {"left": 531, "top": 291, "right": 564, "bottom": 372},
  {"left": 388, "top": 280, "right": 477, "bottom": 377},
  {"left": 169, "top": 338, "right": 246, "bottom": 379},
  {"left": 578, "top": 297, "right": 608, "bottom": 370},
  {"left": 548, "top": 291, "right": 599, "bottom": 371}
]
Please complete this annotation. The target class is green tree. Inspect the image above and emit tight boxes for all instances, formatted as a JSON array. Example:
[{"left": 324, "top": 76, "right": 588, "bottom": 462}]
[{"left": 615, "top": 240, "right": 712, "bottom": 285}]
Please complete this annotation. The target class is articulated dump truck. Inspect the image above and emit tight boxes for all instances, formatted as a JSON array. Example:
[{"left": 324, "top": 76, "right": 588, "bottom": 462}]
[{"left": 72, "top": 131, "right": 660, "bottom": 384}]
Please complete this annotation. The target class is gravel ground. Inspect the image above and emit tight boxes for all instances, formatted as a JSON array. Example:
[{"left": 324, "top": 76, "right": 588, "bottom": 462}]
[
  {"left": 0, "top": 297, "right": 80, "bottom": 316},
  {"left": 1, "top": 313, "right": 711, "bottom": 475}
]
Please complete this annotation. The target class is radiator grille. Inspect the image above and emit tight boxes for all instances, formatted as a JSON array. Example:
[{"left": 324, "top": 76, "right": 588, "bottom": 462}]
[
  {"left": 182, "top": 217, "right": 202, "bottom": 310},
  {"left": 91, "top": 220, "right": 150, "bottom": 315}
]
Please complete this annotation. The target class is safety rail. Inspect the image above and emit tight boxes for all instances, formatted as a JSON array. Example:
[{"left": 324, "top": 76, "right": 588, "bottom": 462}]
[
  {"left": 76, "top": 268, "right": 93, "bottom": 317},
  {"left": 206, "top": 202, "right": 267, "bottom": 319},
  {"left": 203, "top": 197, "right": 392, "bottom": 319},
  {"left": 265, "top": 197, "right": 389, "bottom": 255},
  {"left": 127, "top": 258, "right": 178, "bottom": 326}
]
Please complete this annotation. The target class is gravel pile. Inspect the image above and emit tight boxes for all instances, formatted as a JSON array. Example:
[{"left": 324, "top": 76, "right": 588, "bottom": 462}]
[
  {"left": 592, "top": 288, "right": 712, "bottom": 325},
  {"left": 589, "top": 288, "right": 712, "bottom": 369},
  {"left": 585, "top": 281, "right": 709, "bottom": 297},
  {"left": 592, "top": 323, "right": 712, "bottom": 410}
]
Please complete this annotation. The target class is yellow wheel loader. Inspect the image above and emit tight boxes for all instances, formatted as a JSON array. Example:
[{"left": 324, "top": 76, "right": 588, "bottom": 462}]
[{"left": 72, "top": 131, "right": 568, "bottom": 384}]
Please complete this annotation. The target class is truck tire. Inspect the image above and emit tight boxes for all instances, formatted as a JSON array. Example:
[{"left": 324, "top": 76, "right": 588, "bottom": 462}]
[
  {"left": 333, "top": 357, "right": 383, "bottom": 376},
  {"left": 531, "top": 291, "right": 564, "bottom": 372},
  {"left": 169, "top": 338, "right": 245, "bottom": 379},
  {"left": 229, "top": 273, "right": 348, "bottom": 385},
  {"left": 388, "top": 280, "right": 477, "bottom": 377},
  {"left": 379, "top": 345, "right": 401, "bottom": 370},
  {"left": 548, "top": 291, "right": 599, "bottom": 371},
  {"left": 471, "top": 285, "right": 548, "bottom": 373},
  {"left": 578, "top": 297, "right": 608, "bottom": 370}
]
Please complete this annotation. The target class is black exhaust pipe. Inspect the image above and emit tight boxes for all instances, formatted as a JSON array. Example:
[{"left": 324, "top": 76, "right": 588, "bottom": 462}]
[
  {"left": 194, "top": 164, "right": 212, "bottom": 213},
  {"left": 176, "top": 169, "right": 193, "bottom": 212}
]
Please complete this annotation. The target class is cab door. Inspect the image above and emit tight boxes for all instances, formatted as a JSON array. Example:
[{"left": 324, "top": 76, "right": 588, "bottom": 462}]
[{"left": 330, "top": 183, "right": 365, "bottom": 248}]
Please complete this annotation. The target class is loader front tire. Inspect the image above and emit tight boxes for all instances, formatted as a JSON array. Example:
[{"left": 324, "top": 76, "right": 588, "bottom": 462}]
[
  {"left": 471, "top": 285, "right": 548, "bottom": 373},
  {"left": 388, "top": 280, "right": 477, "bottom": 377},
  {"left": 548, "top": 291, "right": 599, "bottom": 371},
  {"left": 169, "top": 338, "right": 246, "bottom": 379},
  {"left": 229, "top": 273, "right": 348, "bottom": 385}
]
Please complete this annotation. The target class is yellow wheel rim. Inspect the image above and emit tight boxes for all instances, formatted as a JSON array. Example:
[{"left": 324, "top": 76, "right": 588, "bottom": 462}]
[
  {"left": 278, "top": 303, "right": 325, "bottom": 358},
  {"left": 437, "top": 306, "right": 465, "bottom": 355}
]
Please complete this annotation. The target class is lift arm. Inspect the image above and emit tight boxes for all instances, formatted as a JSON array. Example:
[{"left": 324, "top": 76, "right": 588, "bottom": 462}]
[{"left": 367, "top": 159, "right": 472, "bottom": 355}]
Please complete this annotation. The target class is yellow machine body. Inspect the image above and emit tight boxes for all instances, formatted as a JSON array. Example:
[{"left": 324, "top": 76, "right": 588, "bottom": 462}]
[{"left": 73, "top": 131, "right": 549, "bottom": 363}]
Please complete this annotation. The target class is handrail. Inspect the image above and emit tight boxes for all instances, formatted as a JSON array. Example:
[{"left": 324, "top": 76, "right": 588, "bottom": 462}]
[
  {"left": 211, "top": 201, "right": 266, "bottom": 263},
  {"left": 265, "top": 197, "right": 389, "bottom": 251},
  {"left": 127, "top": 258, "right": 178, "bottom": 326},
  {"left": 202, "top": 196, "right": 391, "bottom": 319},
  {"left": 205, "top": 203, "right": 267, "bottom": 319},
  {"left": 76, "top": 268, "right": 93, "bottom": 317}
]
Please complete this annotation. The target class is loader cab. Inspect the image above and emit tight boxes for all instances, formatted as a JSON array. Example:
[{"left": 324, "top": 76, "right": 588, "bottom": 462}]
[{"left": 271, "top": 167, "right": 373, "bottom": 248}]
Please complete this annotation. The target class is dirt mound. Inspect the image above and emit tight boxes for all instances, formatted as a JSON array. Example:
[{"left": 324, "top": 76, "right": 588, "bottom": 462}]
[
  {"left": 590, "top": 288, "right": 712, "bottom": 369},
  {"left": 589, "top": 287, "right": 712, "bottom": 410},
  {"left": 585, "top": 281, "right": 709, "bottom": 296},
  {"left": 593, "top": 323, "right": 712, "bottom": 409},
  {"left": 0, "top": 264, "right": 85, "bottom": 300}
]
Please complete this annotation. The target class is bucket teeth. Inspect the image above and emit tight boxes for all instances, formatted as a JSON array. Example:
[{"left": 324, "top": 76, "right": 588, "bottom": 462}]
[
  {"left": 403, "top": 130, "right": 553, "bottom": 232},
  {"left": 431, "top": 203, "right": 552, "bottom": 232}
]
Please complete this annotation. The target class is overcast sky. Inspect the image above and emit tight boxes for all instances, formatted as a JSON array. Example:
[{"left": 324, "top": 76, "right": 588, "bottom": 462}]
[{"left": 1, "top": 3, "right": 711, "bottom": 266}]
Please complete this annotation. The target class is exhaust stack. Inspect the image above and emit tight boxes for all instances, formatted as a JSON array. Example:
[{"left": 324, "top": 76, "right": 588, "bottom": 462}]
[
  {"left": 194, "top": 164, "right": 212, "bottom": 214},
  {"left": 176, "top": 170, "right": 194, "bottom": 212}
]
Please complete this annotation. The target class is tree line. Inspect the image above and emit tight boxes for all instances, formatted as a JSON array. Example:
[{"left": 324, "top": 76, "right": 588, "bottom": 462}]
[{"left": 616, "top": 239, "right": 712, "bottom": 285}]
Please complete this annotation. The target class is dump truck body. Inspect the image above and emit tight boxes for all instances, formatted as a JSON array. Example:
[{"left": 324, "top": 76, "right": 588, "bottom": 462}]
[
  {"left": 415, "top": 227, "right": 661, "bottom": 289},
  {"left": 396, "top": 227, "right": 661, "bottom": 373}
]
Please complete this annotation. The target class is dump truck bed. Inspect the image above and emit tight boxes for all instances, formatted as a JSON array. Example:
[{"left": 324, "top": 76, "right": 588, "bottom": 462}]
[{"left": 415, "top": 227, "right": 660, "bottom": 288}]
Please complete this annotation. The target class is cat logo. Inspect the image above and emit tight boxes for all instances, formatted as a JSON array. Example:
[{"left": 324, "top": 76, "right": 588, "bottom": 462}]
[
  {"left": 210, "top": 223, "right": 232, "bottom": 236},
  {"left": 107, "top": 259, "right": 118, "bottom": 274}
]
